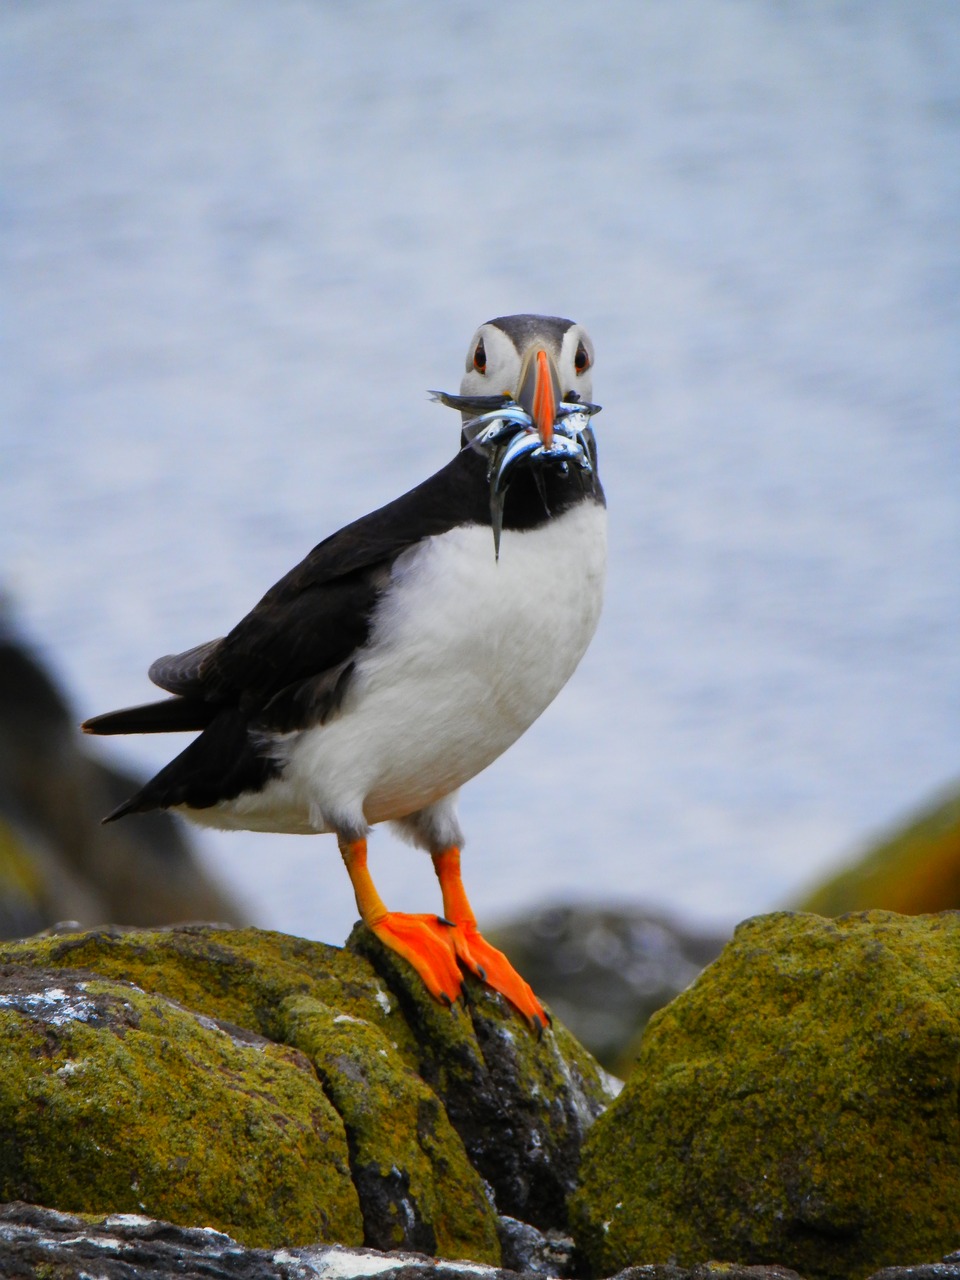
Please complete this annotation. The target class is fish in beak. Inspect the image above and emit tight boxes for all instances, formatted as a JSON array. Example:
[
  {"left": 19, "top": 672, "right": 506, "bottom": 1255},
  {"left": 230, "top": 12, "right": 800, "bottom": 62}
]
[
  {"left": 430, "top": 337, "right": 601, "bottom": 563},
  {"left": 515, "top": 346, "right": 562, "bottom": 448}
]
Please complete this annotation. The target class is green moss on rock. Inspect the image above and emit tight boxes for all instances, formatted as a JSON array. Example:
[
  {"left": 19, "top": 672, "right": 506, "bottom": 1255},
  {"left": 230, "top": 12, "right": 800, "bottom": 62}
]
[
  {"left": 570, "top": 910, "right": 960, "bottom": 1280},
  {"left": 0, "top": 924, "right": 417, "bottom": 1057},
  {"left": 282, "top": 994, "right": 500, "bottom": 1263},
  {"left": 794, "top": 780, "right": 960, "bottom": 916},
  {"left": 0, "top": 921, "right": 612, "bottom": 1258},
  {"left": 348, "top": 922, "right": 614, "bottom": 1230},
  {"left": 0, "top": 965, "right": 361, "bottom": 1247}
]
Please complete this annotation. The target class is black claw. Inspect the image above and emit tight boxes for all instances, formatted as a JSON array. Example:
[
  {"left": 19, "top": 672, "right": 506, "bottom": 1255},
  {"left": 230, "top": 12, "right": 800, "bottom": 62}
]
[
  {"left": 476, "top": 964, "right": 487, "bottom": 982},
  {"left": 439, "top": 991, "right": 453, "bottom": 1008},
  {"left": 437, "top": 915, "right": 454, "bottom": 928},
  {"left": 530, "top": 1007, "right": 552, "bottom": 1039}
]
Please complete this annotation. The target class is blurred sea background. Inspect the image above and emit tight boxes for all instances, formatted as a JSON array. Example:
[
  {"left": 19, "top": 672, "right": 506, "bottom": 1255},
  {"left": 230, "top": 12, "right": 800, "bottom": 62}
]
[{"left": 2, "top": 1, "right": 958, "bottom": 945}]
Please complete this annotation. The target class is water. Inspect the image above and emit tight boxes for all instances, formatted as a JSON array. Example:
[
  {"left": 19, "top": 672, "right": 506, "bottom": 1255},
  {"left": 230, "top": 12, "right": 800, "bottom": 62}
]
[{"left": 2, "top": 1, "right": 958, "bottom": 942}]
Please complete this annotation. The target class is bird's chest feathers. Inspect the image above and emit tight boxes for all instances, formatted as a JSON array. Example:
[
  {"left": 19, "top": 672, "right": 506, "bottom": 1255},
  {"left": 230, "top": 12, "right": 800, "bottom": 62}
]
[
  {"left": 259, "top": 498, "right": 605, "bottom": 828},
  {"left": 358, "top": 499, "right": 607, "bottom": 742}
]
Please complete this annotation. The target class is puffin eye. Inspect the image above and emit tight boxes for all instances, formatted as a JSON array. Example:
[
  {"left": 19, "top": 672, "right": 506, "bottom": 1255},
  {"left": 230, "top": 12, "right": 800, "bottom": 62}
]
[
  {"left": 473, "top": 339, "right": 486, "bottom": 374},
  {"left": 574, "top": 340, "right": 590, "bottom": 374}
]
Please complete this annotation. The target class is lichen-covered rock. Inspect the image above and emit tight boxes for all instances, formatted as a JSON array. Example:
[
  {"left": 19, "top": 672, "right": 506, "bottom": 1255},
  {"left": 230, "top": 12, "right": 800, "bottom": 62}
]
[
  {"left": 2, "top": 1201, "right": 957, "bottom": 1279},
  {"left": 1, "top": 923, "right": 418, "bottom": 1055},
  {"left": 793, "top": 780, "right": 960, "bottom": 917},
  {"left": 0, "top": 921, "right": 613, "bottom": 1261},
  {"left": 570, "top": 911, "right": 960, "bottom": 1280},
  {"left": 281, "top": 993, "right": 499, "bottom": 1260},
  {"left": 0, "top": 965, "right": 361, "bottom": 1248},
  {"left": 348, "top": 922, "right": 616, "bottom": 1229},
  {"left": 608, "top": 1267, "right": 807, "bottom": 1280}
]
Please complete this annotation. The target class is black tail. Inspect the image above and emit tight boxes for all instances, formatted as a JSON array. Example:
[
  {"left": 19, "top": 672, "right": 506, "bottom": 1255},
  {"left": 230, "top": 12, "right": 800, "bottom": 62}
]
[
  {"left": 102, "top": 789, "right": 165, "bottom": 824},
  {"left": 98, "top": 706, "right": 282, "bottom": 824},
  {"left": 82, "top": 697, "right": 216, "bottom": 737}
]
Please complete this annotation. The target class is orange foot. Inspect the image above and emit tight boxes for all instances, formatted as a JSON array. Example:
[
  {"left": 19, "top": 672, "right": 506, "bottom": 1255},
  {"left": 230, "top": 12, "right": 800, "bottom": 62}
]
[
  {"left": 367, "top": 911, "right": 463, "bottom": 1007},
  {"left": 431, "top": 846, "right": 549, "bottom": 1034},
  {"left": 450, "top": 921, "right": 550, "bottom": 1034}
]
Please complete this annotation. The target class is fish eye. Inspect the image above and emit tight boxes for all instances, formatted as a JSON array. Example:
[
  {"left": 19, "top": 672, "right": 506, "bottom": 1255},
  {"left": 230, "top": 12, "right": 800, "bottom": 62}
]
[
  {"left": 574, "top": 340, "right": 590, "bottom": 374},
  {"left": 473, "top": 339, "right": 486, "bottom": 374}
]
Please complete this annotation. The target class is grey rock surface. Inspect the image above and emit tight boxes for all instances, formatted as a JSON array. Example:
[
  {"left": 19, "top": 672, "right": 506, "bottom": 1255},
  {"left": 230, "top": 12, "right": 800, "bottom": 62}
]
[
  {"left": 496, "top": 1216, "right": 576, "bottom": 1277},
  {"left": 0, "top": 1202, "right": 512, "bottom": 1280},
  {"left": 3, "top": 1203, "right": 957, "bottom": 1280}
]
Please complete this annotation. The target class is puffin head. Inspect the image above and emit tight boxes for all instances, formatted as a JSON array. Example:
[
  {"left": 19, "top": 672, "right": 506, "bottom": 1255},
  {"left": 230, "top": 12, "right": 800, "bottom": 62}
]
[{"left": 459, "top": 314, "right": 595, "bottom": 447}]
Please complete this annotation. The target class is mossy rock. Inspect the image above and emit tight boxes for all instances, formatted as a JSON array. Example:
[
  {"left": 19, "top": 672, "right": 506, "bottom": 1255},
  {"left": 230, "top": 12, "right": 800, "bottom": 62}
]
[
  {"left": 0, "top": 964, "right": 361, "bottom": 1248},
  {"left": 347, "top": 921, "right": 615, "bottom": 1228},
  {"left": 794, "top": 780, "right": 960, "bottom": 916},
  {"left": 0, "top": 923, "right": 416, "bottom": 1055},
  {"left": 281, "top": 993, "right": 495, "bottom": 1257},
  {"left": 0, "top": 922, "right": 612, "bottom": 1260},
  {"left": 570, "top": 910, "right": 960, "bottom": 1280}
]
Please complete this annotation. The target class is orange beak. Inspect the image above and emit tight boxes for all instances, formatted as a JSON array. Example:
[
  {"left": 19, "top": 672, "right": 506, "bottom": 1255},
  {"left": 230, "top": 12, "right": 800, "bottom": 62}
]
[{"left": 516, "top": 347, "right": 561, "bottom": 448}]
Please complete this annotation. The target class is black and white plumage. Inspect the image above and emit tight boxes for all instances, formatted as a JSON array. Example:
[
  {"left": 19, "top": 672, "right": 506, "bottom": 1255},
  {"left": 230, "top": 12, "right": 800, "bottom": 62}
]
[{"left": 83, "top": 314, "right": 606, "bottom": 1028}]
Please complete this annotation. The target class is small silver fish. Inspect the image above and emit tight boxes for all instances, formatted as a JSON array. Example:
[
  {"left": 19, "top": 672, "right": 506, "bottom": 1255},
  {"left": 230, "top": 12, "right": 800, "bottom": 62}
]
[{"left": 432, "top": 390, "right": 602, "bottom": 560}]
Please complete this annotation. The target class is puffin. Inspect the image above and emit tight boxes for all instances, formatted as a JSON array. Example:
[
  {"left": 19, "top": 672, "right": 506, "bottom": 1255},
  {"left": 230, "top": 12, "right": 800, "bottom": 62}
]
[{"left": 82, "top": 314, "right": 607, "bottom": 1031}]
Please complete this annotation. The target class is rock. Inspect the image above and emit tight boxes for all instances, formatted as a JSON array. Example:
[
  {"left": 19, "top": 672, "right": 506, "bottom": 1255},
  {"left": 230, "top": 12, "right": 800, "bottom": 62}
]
[
  {"left": 487, "top": 904, "right": 727, "bottom": 1073},
  {"left": 609, "top": 1266, "right": 806, "bottom": 1280},
  {"left": 0, "top": 1201, "right": 514, "bottom": 1280},
  {"left": 792, "top": 780, "right": 960, "bottom": 917},
  {"left": 348, "top": 923, "right": 617, "bottom": 1230},
  {"left": 496, "top": 1215, "right": 577, "bottom": 1277},
  {"left": 282, "top": 991, "right": 495, "bottom": 1257},
  {"left": 0, "top": 963, "right": 362, "bottom": 1248},
  {"left": 569, "top": 911, "right": 960, "bottom": 1280},
  {"left": 0, "top": 611, "right": 246, "bottom": 935},
  {"left": 865, "top": 1262, "right": 960, "bottom": 1280},
  {"left": 0, "top": 922, "right": 614, "bottom": 1261},
  {"left": 1, "top": 1202, "right": 957, "bottom": 1279}
]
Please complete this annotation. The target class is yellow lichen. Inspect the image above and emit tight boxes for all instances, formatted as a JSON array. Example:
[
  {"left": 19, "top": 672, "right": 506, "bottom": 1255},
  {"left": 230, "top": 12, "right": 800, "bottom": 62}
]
[
  {"left": 0, "top": 920, "right": 610, "bottom": 1260},
  {"left": 570, "top": 911, "right": 960, "bottom": 1280},
  {"left": 0, "top": 968, "right": 362, "bottom": 1247}
]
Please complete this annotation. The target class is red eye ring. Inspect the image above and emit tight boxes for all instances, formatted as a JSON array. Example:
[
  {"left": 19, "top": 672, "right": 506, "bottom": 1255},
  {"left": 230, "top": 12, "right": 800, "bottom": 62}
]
[
  {"left": 473, "top": 339, "right": 486, "bottom": 374},
  {"left": 574, "top": 340, "right": 590, "bottom": 374}
]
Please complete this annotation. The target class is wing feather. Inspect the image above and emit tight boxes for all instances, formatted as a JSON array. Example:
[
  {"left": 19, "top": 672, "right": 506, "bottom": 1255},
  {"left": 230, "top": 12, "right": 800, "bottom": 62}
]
[{"left": 149, "top": 638, "right": 224, "bottom": 695}]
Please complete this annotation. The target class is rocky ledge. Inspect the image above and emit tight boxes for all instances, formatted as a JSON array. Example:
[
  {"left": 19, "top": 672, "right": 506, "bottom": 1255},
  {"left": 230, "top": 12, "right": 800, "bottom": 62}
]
[
  {"left": 2, "top": 912, "right": 960, "bottom": 1280},
  {"left": 0, "top": 920, "right": 614, "bottom": 1265},
  {"left": 2, "top": 1202, "right": 959, "bottom": 1280},
  {"left": 572, "top": 911, "right": 960, "bottom": 1280}
]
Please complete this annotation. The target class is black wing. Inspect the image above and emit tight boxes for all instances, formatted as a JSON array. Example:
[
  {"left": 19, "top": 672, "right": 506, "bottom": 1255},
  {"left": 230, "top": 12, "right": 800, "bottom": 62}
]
[
  {"left": 84, "top": 446, "right": 492, "bottom": 739},
  {"left": 197, "top": 445, "right": 490, "bottom": 714},
  {"left": 149, "top": 638, "right": 223, "bottom": 695}
]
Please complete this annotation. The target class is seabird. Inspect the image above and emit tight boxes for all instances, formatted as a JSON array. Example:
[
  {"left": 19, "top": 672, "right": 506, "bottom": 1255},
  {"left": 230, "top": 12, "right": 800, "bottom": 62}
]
[{"left": 82, "top": 314, "right": 607, "bottom": 1031}]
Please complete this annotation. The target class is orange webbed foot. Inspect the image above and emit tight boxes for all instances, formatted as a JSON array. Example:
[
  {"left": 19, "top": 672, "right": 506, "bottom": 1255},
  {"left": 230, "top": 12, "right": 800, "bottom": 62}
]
[
  {"left": 367, "top": 911, "right": 464, "bottom": 1007},
  {"left": 431, "top": 846, "right": 549, "bottom": 1033},
  {"left": 451, "top": 922, "right": 550, "bottom": 1034},
  {"left": 340, "top": 839, "right": 464, "bottom": 1007}
]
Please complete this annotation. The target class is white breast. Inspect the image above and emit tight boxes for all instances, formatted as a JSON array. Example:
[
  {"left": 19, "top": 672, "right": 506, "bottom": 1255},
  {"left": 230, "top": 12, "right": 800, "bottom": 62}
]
[{"left": 196, "top": 499, "right": 606, "bottom": 836}]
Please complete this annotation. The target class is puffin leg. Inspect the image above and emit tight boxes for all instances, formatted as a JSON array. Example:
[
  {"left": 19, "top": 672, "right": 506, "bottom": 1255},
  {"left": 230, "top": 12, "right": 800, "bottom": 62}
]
[
  {"left": 340, "top": 837, "right": 463, "bottom": 1006},
  {"left": 432, "top": 846, "right": 549, "bottom": 1033}
]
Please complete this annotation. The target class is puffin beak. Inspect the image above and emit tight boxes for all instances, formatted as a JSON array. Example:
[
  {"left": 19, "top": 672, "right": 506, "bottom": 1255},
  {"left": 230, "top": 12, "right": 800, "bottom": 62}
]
[{"left": 516, "top": 347, "right": 561, "bottom": 448}]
